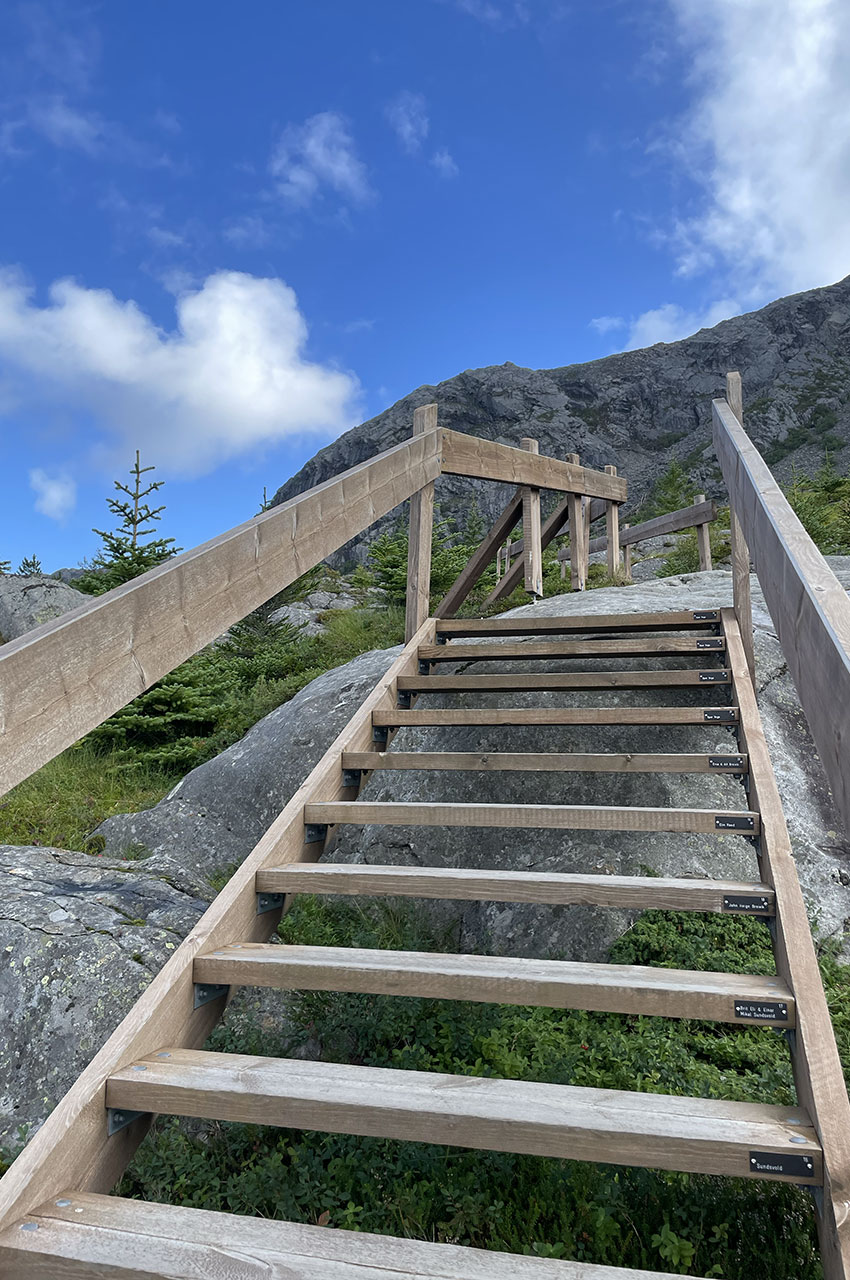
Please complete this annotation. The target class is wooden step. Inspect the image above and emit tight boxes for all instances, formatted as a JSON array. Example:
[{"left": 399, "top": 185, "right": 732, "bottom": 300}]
[
  {"left": 343, "top": 750, "right": 749, "bottom": 774},
  {"left": 373, "top": 706, "right": 740, "bottom": 727},
  {"left": 304, "top": 802, "right": 759, "bottom": 835},
  {"left": 106, "top": 1049, "right": 821, "bottom": 1184},
  {"left": 398, "top": 670, "right": 731, "bottom": 692},
  {"left": 419, "top": 637, "right": 726, "bottom": 663},
  {"left": 256, "top": 863, "right": 776, "bottom": 915},
  {"left": 194, "top": 944, "right": 794, "bottom": 1026},
  {"left": 0, "top": 1191, "right": 717, "bottom": 1279},
  {"left": 436, "top": 608, "right": 721, "bottom": 638}
]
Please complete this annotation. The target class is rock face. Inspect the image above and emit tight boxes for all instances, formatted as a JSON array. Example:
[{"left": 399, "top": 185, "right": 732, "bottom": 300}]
[
  {"left": 269, "top": 587, "right": 362, "bottom": 637},
  {"left": 271, "top": 275, "right": 850, "bottom": 559},
  {"left": 100, "top": 568, "right": 850, "bottom": 964},
  {"left": 0, "top": 575, "right": 84, "bottom": 644},
  {"left": 0, "top": 845, "right": 209, "bottom": 1149}
]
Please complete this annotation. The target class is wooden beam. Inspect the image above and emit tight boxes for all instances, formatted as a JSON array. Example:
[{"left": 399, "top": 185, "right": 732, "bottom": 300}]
[
  {"left": 520, "top": 438, "right": 543, "bottom": 596},
  {"left": 713, "top": 394, "right": 850, "bottom": 833},
  {"left": 373, "top": 706, "right": 739, "bottom": 727},
  {"left": 435, "top": 609, "right": 721, "bottom": 637},
  {"left": 305, "top": 801, "right": 759, "bottom": 835},
  {"left": 723, "top": 372, "right": 756, "bottom": 683},
  {"left": 0, "top": 430, "right": 442, "bottom": 799},
  {"left": 195, "top": 944, "right": 794, "bottom": 1026},
  {"left": 605, "top": 465, "right": 621, "bottom": 576},
  {"left": 419, "top": 636, "right": 725, "bottom": 661},
  {"left": 483, "top": 497, "right": 606, "bottom": 607},
  {"left": 723, "top": 609, "right": 850, "bottom": 1275},
  {"left": 695, "top": 493, "right": 712, "bottom": 572},
  {"left": 0, "top": 1191, "right": 720, "bottom": 1279},
  {"left": 623, "top": 526, "right": 633, "bottom": 582},
  {"left": 404, "top": 405, "right": 437, "bottom": 643},
  {"left": 398, "top": 670, "right": 730, "bottom": 691},
  {"left": 106, "top": 1049, "right": 821, "bottom": 1183},
  {"left": 342, "top": 750, "right": 749, "bottom": 774},
  {"left": 257, "top": 862, "right": 775, "bottom": 915},
  {"left": 440, "top": 429, "right": 627, "bottom": 501},
  {"left": 435, "top": 491, "right": 523, "bottom": 617},
  {"left": 0, "top": 619, "right": 436, "bottom": 1232},
  {"left": 557, "top": 501, "right": 717, "bottom": 562},
  {"left": 567, "top": 453, "right": 586, "bottom": 591}
]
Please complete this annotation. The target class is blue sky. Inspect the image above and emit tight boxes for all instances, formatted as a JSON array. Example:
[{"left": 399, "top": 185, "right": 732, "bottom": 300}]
[{"left": 1, "top": 0, "right": 848, "bottom": 570}]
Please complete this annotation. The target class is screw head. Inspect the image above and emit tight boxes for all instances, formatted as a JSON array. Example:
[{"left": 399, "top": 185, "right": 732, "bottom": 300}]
[
  {"left": 790, "top": 1135, "right": 808, "bottom": 1144},
  {"left": 20, "top": 1223, "right": 38, "bottom": 1232},
  {"left": 55, "top": 1198, "right": 71, "bottom": 1207},
  {"left": 132, "top": 1064, "right": 147, "bottom": 1071}
]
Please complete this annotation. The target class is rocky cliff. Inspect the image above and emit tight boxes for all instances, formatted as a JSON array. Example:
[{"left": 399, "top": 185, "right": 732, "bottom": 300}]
[{"left": 271, "top": 276, "right": 850, "bottom": 558}]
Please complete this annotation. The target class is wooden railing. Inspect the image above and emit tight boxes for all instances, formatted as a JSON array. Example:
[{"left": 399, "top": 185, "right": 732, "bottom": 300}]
[
  {"left": 713, "top": 371, "right": 850, "bottom": 840},
  {"left": 0, "top": 414, "right": 624, "bottom": 799},
  {"left": 555, "top": 495, "right": 717, "bottom": 580}
]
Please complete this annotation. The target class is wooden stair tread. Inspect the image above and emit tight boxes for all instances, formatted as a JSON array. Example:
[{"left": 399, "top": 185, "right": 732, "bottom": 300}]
[
  {"left": 398, "top": 670, "right": 731, "bottom": 690},
  {"left": 256, "top": 863, "right": 776, "bottom": 914},
  {"left": 342, "top": 751, "right": 749, "bottom": 774},
  {"left": 194, "top": 943, "right": 794, "bottom": 1025},
  {"left": 373, "top": 707, "right": 740, "bottom": 726},
  {"left": 0, "top": 1191, "right": 716, "bottom": 1278},
  {"left": 106, "top": 1049, "right": 821, "bottom": 1184},
  {"left": 304, "top": 801, "right": 760, "bottom": 835},
  {"left": 435, "top": 609, "right": 721, "bottom": 637},
  {"left": 419, "top": 637, "right": 725, "bottom": 662}
]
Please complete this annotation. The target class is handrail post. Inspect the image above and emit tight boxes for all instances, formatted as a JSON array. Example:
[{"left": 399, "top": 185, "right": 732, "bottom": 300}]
[
  {"left": 725, "top": 373, "right": 756, "bottom": 683},
  {"left": 623, "top": 525, "right": 633, "bottom": 582},
  {"left": 520, "top": 438, "right": 543, "bottom": 597},
  {"left": 404, "top": 403, "right": 437, "bottom": 642},
  {"left": 604, "top": 465, "right": 621, "bottom": 577},
  {"left": 566, "top": 453, "right": 586, "bottom": 591},
  {"left": 694, "top": 493, "right": 713, "bottom": 572}
]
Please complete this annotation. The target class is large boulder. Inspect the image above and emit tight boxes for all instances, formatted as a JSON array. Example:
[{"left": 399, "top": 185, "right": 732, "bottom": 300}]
[
  {"left": 99, "top": 567, "right": 850, "bottom": 963},
  {"left": 0, "top": 574, "right": 84, "bottom": 644},
  {"left": 0, "top": 845, "right": 209, "bottom": 1150}
]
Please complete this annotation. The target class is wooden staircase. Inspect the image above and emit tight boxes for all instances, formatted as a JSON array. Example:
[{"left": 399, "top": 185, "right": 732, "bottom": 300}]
[
  {"left": 2, "top": 374, "right": 850, "bottom": 1276},
  {"left": 0, "top": 603, "right": 842, "bottom": 1278}
]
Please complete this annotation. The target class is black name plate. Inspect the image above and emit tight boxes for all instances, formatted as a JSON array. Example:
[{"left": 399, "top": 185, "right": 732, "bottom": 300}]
[
  {"left": 709, "top": 756, "right": 744, "bottom": 769},
  {"left": 734, "top": 1000, "right": 788, "bottom": 1023},
  {"left": 699, "top": 671, "right": 729, "bottom": 683},
  {"left": 693, "top": 610, "right": 718, "bottom": 622},
  {"left": 715, "top": 815, "right": 755, "bottom": 831},
  {"left": 748, "top": 1151, "right": 815, "bottom": 1179},
  {"left": 722, "top": 894, "right": 771, "bottom": 914},
  {"left": 696, "top": 638, "right": 724, "bottom": 649},
  {"left": 704, "top": 709, "right": 737, "bottom": 722}
]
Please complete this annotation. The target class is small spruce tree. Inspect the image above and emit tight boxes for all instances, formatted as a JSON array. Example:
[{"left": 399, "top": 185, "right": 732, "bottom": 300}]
[
  {"left": 0, "top": 559, "right": 10, "bottom": 575},
  {"left": 77, "top": 451, "right": 180, "bottom": 595},
  {"left": 17, "top": 553, "right": 42, "bottom": 575}
]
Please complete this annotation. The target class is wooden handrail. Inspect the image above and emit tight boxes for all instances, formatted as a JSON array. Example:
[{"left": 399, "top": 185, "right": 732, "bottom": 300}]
[
  {"left": 440, "top": 429, "right": 627, "bottom": 501},
  {"left": 713, "top": 394, "right": 850, "bottom": 838},
  {"left": 557, "top": 499, "right": 716, "bottom": 561}
]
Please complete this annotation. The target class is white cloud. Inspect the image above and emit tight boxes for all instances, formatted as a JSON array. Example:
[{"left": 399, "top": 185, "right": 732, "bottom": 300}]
[
  {"left": 431, "top": 148, "right": 459, "bottom": 179},
  {"left": 269, "top": 112, "right": 373, "bottom": 208},
  {"left": 0, "top": 269, "right": 362, "bottom": 475},
  {"left": 452, "top": 0, "right": 530, "bottom": 27},
  {"left": 589, "top": 315, "right": 625, "bottom": 335},
  {"left": 29, "top": 468, "right": 76, "bottom": 521},
  {"left": 223, "top": 214, "right": 273, "bottom": 248},
  {"left": 624, "top": 297, "right": 739, "bottom": 350},
  {"left": 385, "top": 91, "right": 430, "bottom": 154},
  {"left": 667, "top": 0, "right": 850, "bottom": 296},
  {"left": 26, "top": 96, "right": 103, "bottom": 153}
]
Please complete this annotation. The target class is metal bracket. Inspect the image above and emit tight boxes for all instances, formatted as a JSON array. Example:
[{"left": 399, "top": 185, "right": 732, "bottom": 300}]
[
  {"left": 715, "top": 814, "right": 755, "bottom": 831},
  {"left": 696, "top": 638, "right": 724, "bottom": 650},
  {"left": 418, "top": 659, "right": 432, "bottom": 676},
  {"left": 373, "top": 725, "right": 390, "bottom": 744},
  {"left": 704, "top": 708, "right": 737, "bottom": 722},
  {"left": 699, "top": 670, "right": 729, "bottom": 683},
  {"left": 396, "top": 691, "right": 413, "bottom": 710},
  {"left": 435, "top": 632, "right": 448, "bottom": 645},
  {"left": 257, "top": 892, "right": 285, "bottom": 915},
  {"left": 342, "top": 768, "right": 362, "bottom": 789},
  {"left": 107, "top": 1108, "right": 147, "bottom": 1137},
  {"left": 193, "top": 982, "right": 230, "bottom": 1009},
  {"left": 708, "top": 756, "right": 745, "bottom": 770},
  {"left": 304, "top": 823, "right": 329, "bottom": 845}
]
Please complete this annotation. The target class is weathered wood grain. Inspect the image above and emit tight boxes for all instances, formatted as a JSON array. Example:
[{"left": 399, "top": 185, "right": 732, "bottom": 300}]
[
  {"left": 557, "top": 501, "right": 716, "bottom": 562},
  {"left": 435, "top": 609, "right": 719, "bottom": 637},
  {"left": 521, "top": 438, "right": 543, "bottom": 596},
  {"left": 419, "top": 636, "right": 725, "bottom": 661},
  {"left": 436, "top": 491, "right": 523, "bottom": 617},
  {"left": 373, "top": 706, "right": 739, "bottom": 727},
  {"left": 404, "top": 405, "right": 437, "bottom": 643},
  {"left": 398, "top": 670, "right": 730, "bottom": 691},
  {"left": 440, "top": 430, "right": 627, "bottom": 500},
  {"left": 341, "top": 750, "right": 749, "bottom": 774}
]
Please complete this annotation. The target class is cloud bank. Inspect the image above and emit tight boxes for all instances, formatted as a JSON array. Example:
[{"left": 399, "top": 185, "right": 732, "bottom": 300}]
[
  {"left": 0, "top": 269, "right": 362, "bottom": 475},
  {"left": 269, "top": 112, "right": 373, "bottom": 208}
]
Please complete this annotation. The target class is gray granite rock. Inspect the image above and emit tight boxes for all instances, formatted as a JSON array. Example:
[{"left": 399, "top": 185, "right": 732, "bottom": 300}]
[
  {"left": 0, "top": 574, "right": 84, "bottom": 643},
  {"left": 269, "top": 589, "right": 361, "bottom": 637}
]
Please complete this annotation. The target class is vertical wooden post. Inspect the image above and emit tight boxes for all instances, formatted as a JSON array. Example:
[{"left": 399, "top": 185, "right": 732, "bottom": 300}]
[
  {"left": 495, "top": 545, "right": 502, "bottom": 582},
  {"left": 404, "top": 403, "right": 437, "bottom": 643},
  {"left": 726, "top": 372, "right": 756, "bottom": 683},
  {"left": 694, "top": 493, "right": 713, "bottom": 572},
  {"left": 623, "top": 526, "right": 633, "bottom": 583},
  {"left": 566, "top": 453, "right": 585, "bottom": 591},
  {"left": 604, "top": 465, "right": 621, "bottom": 577},
  {"left": 520, "top": 438, "right": 543, "bottom": 596}
]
